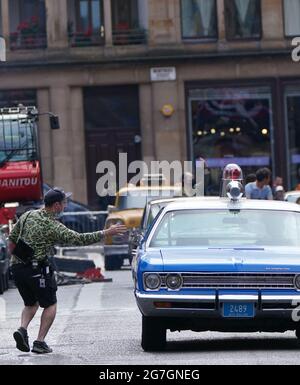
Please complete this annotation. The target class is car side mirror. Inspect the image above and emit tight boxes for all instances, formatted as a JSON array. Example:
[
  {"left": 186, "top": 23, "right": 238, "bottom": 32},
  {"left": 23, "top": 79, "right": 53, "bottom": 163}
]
[{"left": 50, "top": 115, "right": 60, "bottom": 130}]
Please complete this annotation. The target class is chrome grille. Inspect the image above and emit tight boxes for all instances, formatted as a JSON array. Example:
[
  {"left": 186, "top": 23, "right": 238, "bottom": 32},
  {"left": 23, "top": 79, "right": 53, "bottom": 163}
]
[{"left": 160, "top": 273, "right": 296, "bottom": 290}]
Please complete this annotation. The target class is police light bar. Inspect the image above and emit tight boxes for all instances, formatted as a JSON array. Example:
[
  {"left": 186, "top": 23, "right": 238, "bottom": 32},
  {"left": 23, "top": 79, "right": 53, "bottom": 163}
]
[
  {"left": 221, "top": 164, "right": 244, "bottom": 199},
  {"left": 226, "top": 181, "right": 243, "bottom": 201},
  {"left": 222, "top": 164, "right": 243, "bottom": 181}
]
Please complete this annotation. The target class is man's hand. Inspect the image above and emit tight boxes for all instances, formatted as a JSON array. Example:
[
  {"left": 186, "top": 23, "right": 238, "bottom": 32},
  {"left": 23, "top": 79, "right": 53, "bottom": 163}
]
[{"left": 104, "top": 224, "right": 127, "bottom": 237}]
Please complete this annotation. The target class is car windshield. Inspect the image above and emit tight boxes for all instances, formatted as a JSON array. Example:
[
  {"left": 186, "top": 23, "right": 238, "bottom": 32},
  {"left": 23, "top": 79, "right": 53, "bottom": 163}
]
[
  {"left": 0, "top": 119, "right": 37, "bottom": 163},
  {"left": 117, "top": 191, "right": 179, "bottom": 210},
  {"left": 149, "top": 209, "right": 300, "bottom": 248}
]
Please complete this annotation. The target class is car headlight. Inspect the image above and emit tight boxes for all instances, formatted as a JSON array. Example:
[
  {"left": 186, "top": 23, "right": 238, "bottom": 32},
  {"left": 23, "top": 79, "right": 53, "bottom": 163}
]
[
  {"left": 144, "top": 273, "right": 161, "bottom": 290},
  {"left": 166, "top": 274, "right": 183, "bottom": 290},
  {"left": 295, "top": 275, "right": 300, "bottom": 290}
]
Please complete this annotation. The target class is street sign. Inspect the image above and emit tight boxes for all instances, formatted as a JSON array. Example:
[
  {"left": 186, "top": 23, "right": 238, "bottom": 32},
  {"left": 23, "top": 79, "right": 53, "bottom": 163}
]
[
  {"left": 150, "top": 67, "right": 176, "bottom": 82},
  {"left": 0, "top": 38, "right": 6, "bottom": 62}
]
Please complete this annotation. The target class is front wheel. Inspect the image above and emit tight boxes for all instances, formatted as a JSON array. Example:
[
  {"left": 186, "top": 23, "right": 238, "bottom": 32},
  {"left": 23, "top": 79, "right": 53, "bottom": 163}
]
[{"left": 141, "top": 315, "right": 166, "bottom": 352}]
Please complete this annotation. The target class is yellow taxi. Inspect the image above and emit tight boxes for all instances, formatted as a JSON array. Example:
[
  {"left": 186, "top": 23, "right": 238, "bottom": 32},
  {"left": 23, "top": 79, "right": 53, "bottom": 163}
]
[{"left": 104, "top": 185, "right": 181, "bottom": 270}]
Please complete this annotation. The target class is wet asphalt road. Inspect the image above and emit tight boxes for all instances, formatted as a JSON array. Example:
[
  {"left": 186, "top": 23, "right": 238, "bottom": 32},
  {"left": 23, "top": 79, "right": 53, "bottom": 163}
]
[{"left": 1, "top": 263, "right": 300, "bottom": 365}]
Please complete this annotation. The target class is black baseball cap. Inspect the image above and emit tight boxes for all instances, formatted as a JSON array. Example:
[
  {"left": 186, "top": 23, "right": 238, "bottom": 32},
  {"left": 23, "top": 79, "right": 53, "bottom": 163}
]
[{"left": 44, "top": 187, "right": 72, "bottom": 206}]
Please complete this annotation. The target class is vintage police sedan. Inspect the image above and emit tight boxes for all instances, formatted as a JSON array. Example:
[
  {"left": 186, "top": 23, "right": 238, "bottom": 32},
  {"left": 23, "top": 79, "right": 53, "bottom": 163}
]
[{"left": 133, "top": 194, "right": 300, "bottom": 351}]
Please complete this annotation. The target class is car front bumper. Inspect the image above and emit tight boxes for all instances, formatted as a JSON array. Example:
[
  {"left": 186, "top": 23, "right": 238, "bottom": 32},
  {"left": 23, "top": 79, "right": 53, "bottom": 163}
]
[
  {"left": 135, "top": 291, "right": 300, "bottom": 321},
  {"left": 104, "top": 244, "right": 130, "bottom": 257}
]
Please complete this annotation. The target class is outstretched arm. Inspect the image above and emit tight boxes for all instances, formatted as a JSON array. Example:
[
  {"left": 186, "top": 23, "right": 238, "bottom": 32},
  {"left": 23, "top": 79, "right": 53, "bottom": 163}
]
[{"left": 52, "top": 222, "right": 127, "bottom": 246}]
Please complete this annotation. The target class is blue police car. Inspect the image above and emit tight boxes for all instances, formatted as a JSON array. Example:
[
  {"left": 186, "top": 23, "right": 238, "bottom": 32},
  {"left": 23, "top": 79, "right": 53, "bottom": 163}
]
[{"left": 133, "top": 165, "right": 300, "bottom": 351}]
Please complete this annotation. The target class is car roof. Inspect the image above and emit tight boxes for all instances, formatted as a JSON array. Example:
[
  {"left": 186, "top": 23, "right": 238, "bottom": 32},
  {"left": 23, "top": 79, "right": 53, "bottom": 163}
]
[{"left": 163, "top": 198, "right": 300, "bottom": 212}]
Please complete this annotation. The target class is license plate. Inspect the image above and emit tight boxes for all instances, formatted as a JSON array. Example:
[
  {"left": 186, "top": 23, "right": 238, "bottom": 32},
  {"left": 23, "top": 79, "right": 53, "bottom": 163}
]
[{"left": 223, "top": 303, "right": 255, "bottom": 318}]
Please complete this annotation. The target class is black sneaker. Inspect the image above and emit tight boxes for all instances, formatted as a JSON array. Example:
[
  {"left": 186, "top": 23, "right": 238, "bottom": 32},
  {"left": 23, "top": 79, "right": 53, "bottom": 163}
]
[
  {"left": 13, "top": 327, "right": 30, "bottom": 352},
  {"left": 31, "top": 340, "right": 53, "bottom": 354}
]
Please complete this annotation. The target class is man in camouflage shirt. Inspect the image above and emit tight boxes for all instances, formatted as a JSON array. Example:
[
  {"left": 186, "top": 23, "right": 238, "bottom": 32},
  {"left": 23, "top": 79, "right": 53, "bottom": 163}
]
[{"left": 9, "top": 188, "right": 126, "bottom": 354}]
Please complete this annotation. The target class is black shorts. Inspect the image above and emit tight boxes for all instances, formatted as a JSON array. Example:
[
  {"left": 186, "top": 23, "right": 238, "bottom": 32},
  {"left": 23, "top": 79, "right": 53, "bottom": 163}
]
[{"left": 11, "top": 264, "right": 57, "bottom": 309}]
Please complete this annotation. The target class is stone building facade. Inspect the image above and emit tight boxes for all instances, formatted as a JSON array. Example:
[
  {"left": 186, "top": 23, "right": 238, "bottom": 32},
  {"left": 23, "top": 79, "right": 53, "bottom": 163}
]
[{"left": 0, "top": 0, "right": 300, "bottom": 205}]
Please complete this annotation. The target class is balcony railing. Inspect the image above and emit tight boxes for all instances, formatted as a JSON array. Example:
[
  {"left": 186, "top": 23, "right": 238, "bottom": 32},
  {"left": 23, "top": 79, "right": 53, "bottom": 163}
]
[
  {"left": 10, "top": 32, "right": 47, "bottom": 50},
  {"left": 112, "top": 28, "right": 148, "bottom": 45},
  {"left": 68, "top": 30, "right": 105, "bottom": 48}
]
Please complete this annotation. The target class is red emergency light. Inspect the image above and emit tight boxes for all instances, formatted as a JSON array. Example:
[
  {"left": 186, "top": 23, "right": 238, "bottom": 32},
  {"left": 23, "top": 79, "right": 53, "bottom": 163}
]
[{"left": 222, "top": 164, "right": 243, "bottom": 181}]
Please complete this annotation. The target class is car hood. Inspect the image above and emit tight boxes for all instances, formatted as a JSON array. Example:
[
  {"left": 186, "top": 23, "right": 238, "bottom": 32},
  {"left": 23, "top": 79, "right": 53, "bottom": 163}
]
[{"left": 159, "top": 247, "right": 300, "bottom": 272}]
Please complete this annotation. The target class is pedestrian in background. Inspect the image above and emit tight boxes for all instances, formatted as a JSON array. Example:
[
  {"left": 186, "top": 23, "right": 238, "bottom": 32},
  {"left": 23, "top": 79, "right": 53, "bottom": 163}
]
[
  {"left": 274, "top": 185, "right": 285, "bottom": 201},
  {"left": 245, "top": 173, "right": 256, "bottom": 185},
  {"left": 245, "top": 168, "right": 273, "bottom": 200},
  {"left": 272, "top": 176, "right": 283, "bottom": 196},
  {"left": 9, "top": 188, "right": 127, "bottom": 354}
]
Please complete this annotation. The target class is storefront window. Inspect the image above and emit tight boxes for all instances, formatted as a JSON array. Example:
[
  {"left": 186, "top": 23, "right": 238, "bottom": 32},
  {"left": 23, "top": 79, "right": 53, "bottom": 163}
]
[
  {"left": 188, "top": 86, "right": 274, "bottom": 195},
  {"left": 284, "top": 0, "right": 300, "bottom": 37},
  {"left": 181, "top": 0, "right": 218, "bottom": 39},
  {"left": 225, "top": 0, "right": 262, "bottom": 40},
  {"left": 285, "top": 86, "right": 300, "bottom": 190}
]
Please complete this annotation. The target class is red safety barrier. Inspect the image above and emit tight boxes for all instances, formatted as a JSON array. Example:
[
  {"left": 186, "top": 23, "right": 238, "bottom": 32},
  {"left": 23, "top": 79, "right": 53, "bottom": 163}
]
[{"left": 76, "top": 268, "right": 112, "bottom": 283}]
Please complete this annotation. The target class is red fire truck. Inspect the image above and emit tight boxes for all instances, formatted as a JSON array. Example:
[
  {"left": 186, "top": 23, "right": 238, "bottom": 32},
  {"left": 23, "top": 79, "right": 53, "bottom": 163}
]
[
  {"left": 0, "top": 105, "right": 59, "bottom": 224},
  {"left": 0, "top": 105, "right": 59, "bottom": 294}
]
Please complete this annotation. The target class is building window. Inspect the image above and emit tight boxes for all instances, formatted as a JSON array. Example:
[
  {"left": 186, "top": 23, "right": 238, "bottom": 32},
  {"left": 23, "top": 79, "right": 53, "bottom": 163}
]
[
  {"left": 188, "top": 86, "right": 274, "bottom": 195},
  {"left": 181, "top": 0, "right": 218, "bottom": 40},
  {"left": 84, "top": 86, "right": 140, "bottom": 130},
  {"left": 111, "top": 0, "right": 147, "bottom": 45},
  {"left": 68, "top": 0, "right": 104, "bottom": 46},
  {"left": 225, "top": 0, "right": 262, "bottom": 40},
  {"left": 9, "top": 0, "right": 47, "bottom": 50},
  {"left": 76, "top": 0, "right": 103, "bottom": 35},
  {"left": 284, "top": 0, "right": 300, "bottom": 37}
]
